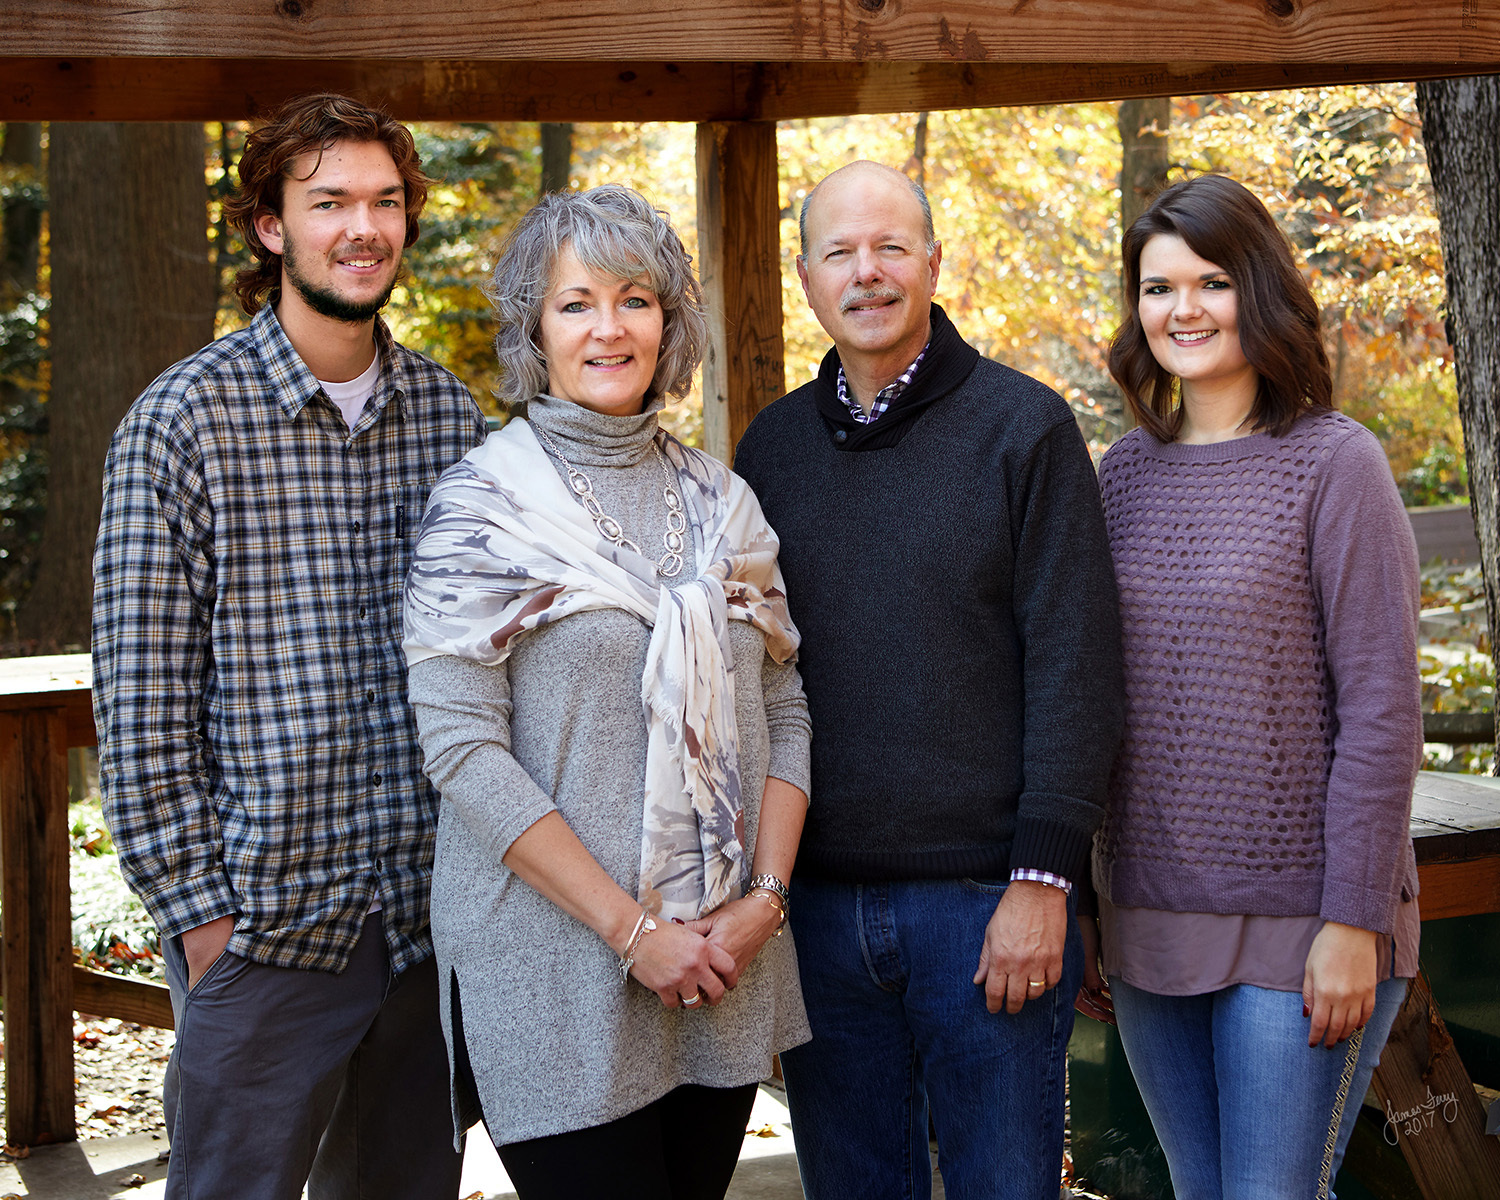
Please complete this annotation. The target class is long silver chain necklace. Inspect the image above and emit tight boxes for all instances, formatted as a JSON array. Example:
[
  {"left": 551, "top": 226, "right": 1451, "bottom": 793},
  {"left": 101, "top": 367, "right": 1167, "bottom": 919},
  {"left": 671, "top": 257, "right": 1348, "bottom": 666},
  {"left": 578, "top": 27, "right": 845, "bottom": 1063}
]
[{"left": 531, "top": 422, "right": 687, "bottom": 578}]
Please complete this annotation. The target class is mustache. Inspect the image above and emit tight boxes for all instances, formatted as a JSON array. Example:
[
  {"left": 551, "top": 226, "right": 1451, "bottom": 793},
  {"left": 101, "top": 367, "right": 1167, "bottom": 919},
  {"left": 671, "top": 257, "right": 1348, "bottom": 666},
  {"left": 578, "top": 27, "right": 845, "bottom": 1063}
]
[
  {"left": 333, "top": 244, "right": 390, "bottom": 261},
  {"left": 840, "top": 287, "right": 902, "bottom": 315}
]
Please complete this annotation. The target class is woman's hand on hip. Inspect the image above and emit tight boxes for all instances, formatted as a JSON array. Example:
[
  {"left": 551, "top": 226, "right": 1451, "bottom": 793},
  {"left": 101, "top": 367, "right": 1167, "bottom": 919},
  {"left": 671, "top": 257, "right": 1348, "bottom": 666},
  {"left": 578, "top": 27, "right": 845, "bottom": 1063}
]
[
  {"left": 629, "top": 919, "right": 737, "bottom": 1010},
  {"left": 685, "top": 895, "right": 782, "bottom": 988},
  {"left": 1303, "top": 921, "right": 1379, "bottom": 1047}
]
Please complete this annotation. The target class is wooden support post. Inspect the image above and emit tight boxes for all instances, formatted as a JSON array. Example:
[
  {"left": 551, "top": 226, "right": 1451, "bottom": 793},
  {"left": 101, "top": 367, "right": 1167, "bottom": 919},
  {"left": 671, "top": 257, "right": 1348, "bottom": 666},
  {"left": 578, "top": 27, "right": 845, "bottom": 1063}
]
[
  {"left": 1369, "top": 970, "right": 1500, "bottom": 1198},
  {"left": 695, "top": 120, "right": 784, "bottom": 466},
  {"left": 0, "top": 707, "right": 77, "bottom": 1145}
]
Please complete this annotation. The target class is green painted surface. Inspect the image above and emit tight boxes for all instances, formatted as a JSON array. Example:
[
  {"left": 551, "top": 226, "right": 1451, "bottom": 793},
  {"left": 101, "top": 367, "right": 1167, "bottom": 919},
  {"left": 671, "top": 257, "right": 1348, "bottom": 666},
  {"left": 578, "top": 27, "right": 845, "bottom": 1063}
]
[{"left": 1418, "top": 912, "right": 1500, "bottom": 1089}]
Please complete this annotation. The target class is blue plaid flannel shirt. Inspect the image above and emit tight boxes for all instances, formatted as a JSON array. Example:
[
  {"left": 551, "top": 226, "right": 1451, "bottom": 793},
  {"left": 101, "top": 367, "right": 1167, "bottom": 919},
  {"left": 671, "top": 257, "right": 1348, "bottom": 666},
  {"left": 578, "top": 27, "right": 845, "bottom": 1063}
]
[{"left": 92, "top": 306, "right": 486, "bottom": 974}]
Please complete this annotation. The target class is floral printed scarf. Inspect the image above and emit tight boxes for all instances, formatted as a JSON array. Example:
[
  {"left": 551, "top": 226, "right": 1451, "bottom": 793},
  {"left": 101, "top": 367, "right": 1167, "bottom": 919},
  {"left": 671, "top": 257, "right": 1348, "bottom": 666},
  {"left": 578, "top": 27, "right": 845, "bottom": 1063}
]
[{"left": 403, "top": 416, "right": 799, "bottom": 922}]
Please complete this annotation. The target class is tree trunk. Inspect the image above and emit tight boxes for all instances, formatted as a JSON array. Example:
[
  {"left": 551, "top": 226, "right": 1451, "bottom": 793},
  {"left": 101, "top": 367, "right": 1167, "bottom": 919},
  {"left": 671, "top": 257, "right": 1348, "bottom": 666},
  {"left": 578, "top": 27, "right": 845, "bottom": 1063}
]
[
  {"left": 910, "top": 111, "right": 929, "bottom": 190},
  {"left": 1417, "top": 76, "right": 1500, "bottom": 773},
  {"left": 539, "top": 122, "right": 573, "bottom": 196},
  {"left": 1, "top": 124, "right": 48, "bottom": 627},
  {"left": 1, "top": 124, "right": 42, "bottom": 294},
  {"left": 1116, "top": 97, "right": 1170, "bottom": 431},
  {"left": 15, "top": 123, "right": 214, "bottom": 651},
  {"left": 1118, "top": 97, "right": 1170, "bottom": 242}
]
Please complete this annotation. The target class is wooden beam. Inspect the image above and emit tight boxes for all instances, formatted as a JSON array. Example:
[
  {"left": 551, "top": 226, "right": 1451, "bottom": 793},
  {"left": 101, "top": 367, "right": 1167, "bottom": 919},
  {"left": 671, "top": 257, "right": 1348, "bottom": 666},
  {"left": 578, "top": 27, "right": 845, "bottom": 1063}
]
[
  {"left": 4, "top": 57, "right": 1496, "bottom": 123},
  {"left": 8, "top": 0, "right": 1500, "bottom": 64},
  {"left": 744, "top": 59, "right": 1500, "bottom": 120},
  {"left": 0, "top": 707, "right": 77, "bottom": 1145},
  {"left": 1369, "top": 972, "right": 1500, "bottom": 1199},
  {"left": 695, "top": 121, "right": 784, "bottom": 466},
  {"left": 1413, "top": 856, "right": 1500, "bottom": 921},
  {"left": 72, "top": 966, "right": 175, "bottom": 1030},
  {"left": 0, "top": 58, "right": 740, "bottom": 123}
]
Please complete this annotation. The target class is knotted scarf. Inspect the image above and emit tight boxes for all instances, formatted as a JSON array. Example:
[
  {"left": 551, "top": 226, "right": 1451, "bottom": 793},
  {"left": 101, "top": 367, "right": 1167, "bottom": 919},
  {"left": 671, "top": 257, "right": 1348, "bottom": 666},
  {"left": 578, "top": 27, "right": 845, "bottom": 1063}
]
[{"left": 403, "top": 415, "right": 799, "bottom": 922}]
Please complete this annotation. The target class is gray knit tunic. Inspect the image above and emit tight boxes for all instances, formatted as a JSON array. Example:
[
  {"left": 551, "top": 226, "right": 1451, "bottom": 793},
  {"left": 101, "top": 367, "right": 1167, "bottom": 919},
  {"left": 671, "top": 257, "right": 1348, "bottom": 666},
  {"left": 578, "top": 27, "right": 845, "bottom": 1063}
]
[{"left": 408, "top": 394, "right": 812, "bottom": 1147}]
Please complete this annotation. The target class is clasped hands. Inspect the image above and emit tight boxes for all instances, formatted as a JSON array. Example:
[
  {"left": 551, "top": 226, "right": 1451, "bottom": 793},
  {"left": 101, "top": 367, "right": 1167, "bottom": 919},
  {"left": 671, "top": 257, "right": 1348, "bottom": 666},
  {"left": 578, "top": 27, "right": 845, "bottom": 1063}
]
[{"left": 626, "top": 894, "right": 783, "bottom": 1010}]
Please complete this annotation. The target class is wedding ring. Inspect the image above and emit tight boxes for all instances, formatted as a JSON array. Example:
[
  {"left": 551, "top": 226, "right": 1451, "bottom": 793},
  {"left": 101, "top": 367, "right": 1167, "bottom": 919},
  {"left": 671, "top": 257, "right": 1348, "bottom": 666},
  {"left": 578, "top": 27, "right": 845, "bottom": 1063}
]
[
  {"left": 1027, "top": 980, "right": 1046, "bottom": 988},
  {"left": 682, "top": 992, "right": 703, "bottom": 1007}
]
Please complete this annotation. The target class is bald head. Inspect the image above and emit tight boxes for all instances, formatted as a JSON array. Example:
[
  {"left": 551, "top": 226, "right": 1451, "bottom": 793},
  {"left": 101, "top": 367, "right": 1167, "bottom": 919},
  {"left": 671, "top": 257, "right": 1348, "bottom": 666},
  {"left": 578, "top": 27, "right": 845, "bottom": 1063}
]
[
  {"left": 799, "top": 161, "right": 936, "bottom": 259},
  {"left": 793, "top": 159, "right": 943, "bottom": 406}
]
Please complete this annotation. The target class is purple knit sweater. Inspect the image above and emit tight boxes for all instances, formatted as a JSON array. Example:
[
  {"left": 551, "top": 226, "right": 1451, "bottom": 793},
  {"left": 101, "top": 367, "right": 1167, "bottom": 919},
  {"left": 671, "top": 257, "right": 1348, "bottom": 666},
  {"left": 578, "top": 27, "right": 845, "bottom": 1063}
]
[{"left": 1093, "top": 411, "right": 1423, "bottom": 936}]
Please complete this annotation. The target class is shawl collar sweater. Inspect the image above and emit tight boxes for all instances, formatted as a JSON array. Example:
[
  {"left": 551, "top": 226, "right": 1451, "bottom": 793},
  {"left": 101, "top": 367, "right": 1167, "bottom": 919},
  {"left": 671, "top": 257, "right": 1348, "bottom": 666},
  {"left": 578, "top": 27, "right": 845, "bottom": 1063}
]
[
  {"left": 735, "top": 306, "right": 1124, "bottom": 883},
  {"left": 813, "top": 304, "right": 981, "bottom": 451}
]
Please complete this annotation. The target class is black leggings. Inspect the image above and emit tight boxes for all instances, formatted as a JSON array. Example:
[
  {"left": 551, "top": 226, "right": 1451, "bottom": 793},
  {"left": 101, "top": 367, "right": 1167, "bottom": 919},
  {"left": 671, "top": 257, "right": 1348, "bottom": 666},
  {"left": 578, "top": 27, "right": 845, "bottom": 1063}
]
[{"left": 496, "top": 1081, "right": 759, "bottom": 1200}]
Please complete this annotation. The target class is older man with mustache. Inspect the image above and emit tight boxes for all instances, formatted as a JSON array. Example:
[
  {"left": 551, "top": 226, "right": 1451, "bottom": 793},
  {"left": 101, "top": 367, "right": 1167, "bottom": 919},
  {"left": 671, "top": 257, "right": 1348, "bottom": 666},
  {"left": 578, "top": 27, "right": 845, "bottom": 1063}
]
[{"left": 734, "top": 160, "right": 1125, "bottom": 1200}]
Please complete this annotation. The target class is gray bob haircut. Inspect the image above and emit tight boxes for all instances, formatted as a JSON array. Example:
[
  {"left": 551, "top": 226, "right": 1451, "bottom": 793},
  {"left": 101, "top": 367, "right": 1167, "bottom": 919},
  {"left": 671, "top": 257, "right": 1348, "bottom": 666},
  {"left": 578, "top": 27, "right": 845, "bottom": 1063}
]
[{"left": 484, "top": 185, "right": 707, "bottom": 408}]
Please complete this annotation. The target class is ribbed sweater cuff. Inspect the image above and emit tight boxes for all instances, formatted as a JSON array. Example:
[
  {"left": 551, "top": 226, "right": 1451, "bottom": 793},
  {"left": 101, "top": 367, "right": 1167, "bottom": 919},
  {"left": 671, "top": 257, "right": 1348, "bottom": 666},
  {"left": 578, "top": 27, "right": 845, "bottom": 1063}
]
[
  {"left": 1010, "top": 815, "right": 1092, "bottom": 886},
  {"left": 1320, "top": 879, "right": 1400, "bottom": 938}
]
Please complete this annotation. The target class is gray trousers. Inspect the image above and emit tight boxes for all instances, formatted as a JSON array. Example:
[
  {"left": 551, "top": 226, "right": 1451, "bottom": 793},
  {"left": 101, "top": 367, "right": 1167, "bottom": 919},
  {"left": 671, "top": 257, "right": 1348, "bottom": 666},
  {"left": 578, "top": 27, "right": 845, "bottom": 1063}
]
[{"left": 161, "top": 913, "right": 461, "bottom": 1200}]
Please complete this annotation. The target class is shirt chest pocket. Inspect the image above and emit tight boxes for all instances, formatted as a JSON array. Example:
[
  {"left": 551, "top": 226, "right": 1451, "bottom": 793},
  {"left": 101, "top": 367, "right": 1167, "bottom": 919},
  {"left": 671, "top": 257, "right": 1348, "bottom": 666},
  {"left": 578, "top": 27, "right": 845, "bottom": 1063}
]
[{"left": 367, "top": 481, "right": 434, "bottom": 600}]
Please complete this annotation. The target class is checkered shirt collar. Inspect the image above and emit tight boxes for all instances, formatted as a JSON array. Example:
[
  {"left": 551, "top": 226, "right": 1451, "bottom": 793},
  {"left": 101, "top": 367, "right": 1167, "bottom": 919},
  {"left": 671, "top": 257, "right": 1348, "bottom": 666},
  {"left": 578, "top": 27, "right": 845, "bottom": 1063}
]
[{"left": 837, "top": 343, "right": 929, "bottom": 425}]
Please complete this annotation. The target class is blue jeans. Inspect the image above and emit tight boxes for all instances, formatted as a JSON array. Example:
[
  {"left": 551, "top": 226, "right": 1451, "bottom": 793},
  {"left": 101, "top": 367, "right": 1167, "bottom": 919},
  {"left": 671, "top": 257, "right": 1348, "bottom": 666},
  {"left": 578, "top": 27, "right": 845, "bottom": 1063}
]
[
  {"left": 1111, "top": 975, "right": 1408, "bottom": 1200},
  {"left": 780, "top": 876, "right": 1082, "bottom": 1200}
]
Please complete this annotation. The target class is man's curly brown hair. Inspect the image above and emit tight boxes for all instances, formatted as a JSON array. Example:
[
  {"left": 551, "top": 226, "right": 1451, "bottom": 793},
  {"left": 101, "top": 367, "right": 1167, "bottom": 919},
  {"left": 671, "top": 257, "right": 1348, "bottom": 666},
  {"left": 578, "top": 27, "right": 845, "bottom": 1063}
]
[{"left": 222, "top": 93, "right": 432, "bottom": 316}]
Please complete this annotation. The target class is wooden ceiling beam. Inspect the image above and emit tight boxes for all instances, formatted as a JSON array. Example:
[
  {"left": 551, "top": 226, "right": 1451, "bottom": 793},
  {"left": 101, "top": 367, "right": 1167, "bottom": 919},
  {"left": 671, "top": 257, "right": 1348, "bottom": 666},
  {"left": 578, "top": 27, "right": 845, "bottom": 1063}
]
[
  {"left": 8, "top": 0, "right": 1499, "bottom": 64},
  {"left": 4, "top": 58, "right": 1494, "bottom": 123},
  {"left": 0, "top": 59, "right": 742, "bottom": 123}
]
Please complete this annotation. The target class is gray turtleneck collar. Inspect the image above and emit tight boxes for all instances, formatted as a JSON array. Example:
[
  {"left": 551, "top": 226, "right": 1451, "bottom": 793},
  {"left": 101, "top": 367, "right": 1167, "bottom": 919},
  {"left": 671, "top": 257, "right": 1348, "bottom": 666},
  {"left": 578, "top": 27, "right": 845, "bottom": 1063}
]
[{"left": 525, "top": 392, "right": 664, "bottom": 468}]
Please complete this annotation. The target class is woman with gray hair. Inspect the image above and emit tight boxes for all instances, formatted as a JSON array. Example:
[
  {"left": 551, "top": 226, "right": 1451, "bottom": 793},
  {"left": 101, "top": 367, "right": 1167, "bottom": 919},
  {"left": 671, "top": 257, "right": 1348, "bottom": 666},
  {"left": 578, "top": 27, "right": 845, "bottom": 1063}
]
[{"left": 402, "top": 184, "right": 811, "bottom": 1199}]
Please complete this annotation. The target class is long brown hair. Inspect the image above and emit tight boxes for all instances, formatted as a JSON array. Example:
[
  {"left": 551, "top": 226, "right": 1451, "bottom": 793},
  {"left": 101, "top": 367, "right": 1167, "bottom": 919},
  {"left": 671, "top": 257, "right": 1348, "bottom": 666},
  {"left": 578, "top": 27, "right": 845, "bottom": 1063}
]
[
  {"left": 1109, "top": 174, "right": 1332, "bottom": 440},
  {"left": 223, "top": 93, "right": 431, "bottom": 316}
]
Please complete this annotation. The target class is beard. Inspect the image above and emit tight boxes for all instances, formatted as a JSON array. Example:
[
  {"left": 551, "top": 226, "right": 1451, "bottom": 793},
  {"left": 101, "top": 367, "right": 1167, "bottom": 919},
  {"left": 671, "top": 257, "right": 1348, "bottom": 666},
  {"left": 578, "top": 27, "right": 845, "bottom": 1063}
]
[{"left": 281, "top": 236, "right": 400, "bottom": 324}]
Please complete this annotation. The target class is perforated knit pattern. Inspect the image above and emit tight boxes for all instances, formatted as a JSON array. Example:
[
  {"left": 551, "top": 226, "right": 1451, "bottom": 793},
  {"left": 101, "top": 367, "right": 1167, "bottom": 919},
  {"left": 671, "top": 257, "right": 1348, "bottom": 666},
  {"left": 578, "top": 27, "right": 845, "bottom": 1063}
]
[{"left": 1094, "top": 414, "right": 1359, "bottom": 917}]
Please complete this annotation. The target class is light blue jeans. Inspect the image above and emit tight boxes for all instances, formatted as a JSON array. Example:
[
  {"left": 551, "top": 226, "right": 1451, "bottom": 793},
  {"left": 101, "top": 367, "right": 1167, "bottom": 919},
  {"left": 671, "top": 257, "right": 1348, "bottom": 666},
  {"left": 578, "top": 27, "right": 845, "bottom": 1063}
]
[
  {"left": 781, "top": 876, "right": 1082, "bottom": 1200},
  {"left": 1110, "top": 975, "right": 1408, "bottom": 1200}
]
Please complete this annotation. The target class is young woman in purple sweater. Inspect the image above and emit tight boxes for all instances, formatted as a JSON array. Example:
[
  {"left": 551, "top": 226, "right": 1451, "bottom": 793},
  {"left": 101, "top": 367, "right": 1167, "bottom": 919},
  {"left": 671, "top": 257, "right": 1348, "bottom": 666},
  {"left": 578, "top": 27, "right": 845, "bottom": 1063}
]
[{"left": 1091, "top": 174, "right": 1423, "bottom": 1199}]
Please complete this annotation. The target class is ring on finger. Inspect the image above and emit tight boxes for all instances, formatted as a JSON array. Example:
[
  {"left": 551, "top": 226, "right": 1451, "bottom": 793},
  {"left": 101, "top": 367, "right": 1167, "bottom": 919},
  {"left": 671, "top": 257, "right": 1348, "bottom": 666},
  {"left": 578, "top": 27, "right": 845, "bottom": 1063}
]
[
  {"left": 1027, "top": 979, "right": 1046, "bottom": 989},
  {"left": 682, "top": 992, "right": 703, "bottom": 1007}
]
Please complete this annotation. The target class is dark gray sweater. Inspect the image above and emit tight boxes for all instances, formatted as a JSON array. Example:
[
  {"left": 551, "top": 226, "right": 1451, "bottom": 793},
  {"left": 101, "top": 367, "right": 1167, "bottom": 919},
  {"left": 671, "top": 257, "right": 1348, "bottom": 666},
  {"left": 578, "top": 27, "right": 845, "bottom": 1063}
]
[{"left": 735, "top": 305, "right": 1124, "bottom": 884}]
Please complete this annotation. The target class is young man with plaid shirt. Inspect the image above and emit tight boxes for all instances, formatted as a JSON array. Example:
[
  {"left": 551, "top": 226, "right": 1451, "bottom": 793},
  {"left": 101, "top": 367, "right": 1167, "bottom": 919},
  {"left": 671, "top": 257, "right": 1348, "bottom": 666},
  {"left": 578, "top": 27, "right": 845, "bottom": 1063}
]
[{"left": 92, "top": 93, "right": 484, "bottom": 1199}]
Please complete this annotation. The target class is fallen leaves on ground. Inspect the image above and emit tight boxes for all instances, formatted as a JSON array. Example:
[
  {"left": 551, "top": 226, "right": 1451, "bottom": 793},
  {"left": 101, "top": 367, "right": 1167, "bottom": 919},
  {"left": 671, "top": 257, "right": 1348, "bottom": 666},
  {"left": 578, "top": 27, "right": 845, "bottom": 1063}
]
[{"left": 69, "top": 1017, "right": 173, "bottom": 1139}]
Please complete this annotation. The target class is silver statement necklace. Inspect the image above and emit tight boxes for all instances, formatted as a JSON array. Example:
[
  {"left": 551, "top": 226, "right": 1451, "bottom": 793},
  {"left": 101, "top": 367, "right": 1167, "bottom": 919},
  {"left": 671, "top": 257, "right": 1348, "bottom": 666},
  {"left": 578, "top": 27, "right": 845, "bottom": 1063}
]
[{"left": 531, "top": 421, "right": 687, "bottom": 579}]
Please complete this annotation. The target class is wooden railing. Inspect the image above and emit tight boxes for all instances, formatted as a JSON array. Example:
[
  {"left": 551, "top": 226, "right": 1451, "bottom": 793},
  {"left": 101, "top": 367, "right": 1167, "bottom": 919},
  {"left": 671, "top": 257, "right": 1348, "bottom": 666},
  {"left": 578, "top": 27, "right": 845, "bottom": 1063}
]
[
  {"left": 1422, "top": 710, "right": 1495, "bottom": 744},
  {"left": 0, "top": 654, "right": 172, "bottom": 1146}
]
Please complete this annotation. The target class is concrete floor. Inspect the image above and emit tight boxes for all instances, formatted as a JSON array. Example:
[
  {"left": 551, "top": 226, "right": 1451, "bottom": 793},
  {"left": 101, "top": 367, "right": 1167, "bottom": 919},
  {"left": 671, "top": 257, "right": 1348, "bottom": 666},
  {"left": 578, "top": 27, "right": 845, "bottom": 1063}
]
[{"left": 0, "top": 1085, "right": 951, "bottom": 1199}]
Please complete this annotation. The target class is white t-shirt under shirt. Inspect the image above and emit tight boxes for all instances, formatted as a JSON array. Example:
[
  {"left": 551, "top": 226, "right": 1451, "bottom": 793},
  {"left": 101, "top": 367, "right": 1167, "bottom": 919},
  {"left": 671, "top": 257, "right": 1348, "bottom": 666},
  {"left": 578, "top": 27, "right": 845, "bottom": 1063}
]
[{"left": 319, "top": 354, "right": 381, "bottom": 431}]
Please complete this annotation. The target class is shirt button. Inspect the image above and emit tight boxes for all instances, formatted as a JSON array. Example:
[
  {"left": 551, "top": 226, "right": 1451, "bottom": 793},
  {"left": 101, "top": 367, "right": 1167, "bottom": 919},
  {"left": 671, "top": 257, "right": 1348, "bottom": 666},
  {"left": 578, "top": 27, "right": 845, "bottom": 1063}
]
[
  {"left": 365, "top": 690, "right": 375, "bottom": 703},
  {"left": 358, "top": 606, "right": 367, "bottom": 618},
  {"left": 371, "top": 772, "right": 382, "bottom": 786},
  {"left": 833, "top": 429, "right": 848, "bottom": 444},
  {"left": 352, "top": 519, "right": 362, "bottom": 532}
]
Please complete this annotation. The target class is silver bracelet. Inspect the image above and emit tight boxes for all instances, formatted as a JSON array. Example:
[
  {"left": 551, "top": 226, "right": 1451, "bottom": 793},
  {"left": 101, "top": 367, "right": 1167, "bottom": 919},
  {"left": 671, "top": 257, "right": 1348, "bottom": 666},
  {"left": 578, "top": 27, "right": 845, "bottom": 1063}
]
[
  {"left": 746, "top": 887, "right": 787, "bottom": 937},
  {"left": 617, "top": 907, "right": 657, "bottom": 984},
  {"left": 745, "top": 873, "right": 789, "bottom": 918}
]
